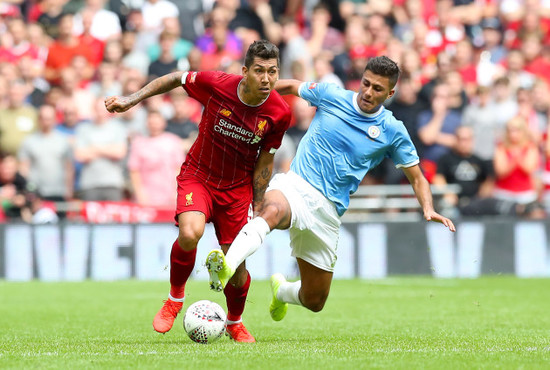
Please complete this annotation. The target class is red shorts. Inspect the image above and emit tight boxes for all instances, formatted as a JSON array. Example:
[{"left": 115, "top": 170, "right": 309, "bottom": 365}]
[{"left": 175, "top": 175, "right": 253, "bottom": 245}]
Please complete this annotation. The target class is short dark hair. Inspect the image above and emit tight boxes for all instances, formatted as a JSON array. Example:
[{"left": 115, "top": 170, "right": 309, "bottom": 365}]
[
  {"left": 364, "top": 56, "right": 400, "bottom": 89},
  {"left": 244, "top": 40, "right": 280, "bottom": 68}
]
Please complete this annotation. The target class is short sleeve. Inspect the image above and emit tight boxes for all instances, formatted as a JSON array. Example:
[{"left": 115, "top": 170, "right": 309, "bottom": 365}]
[
  {"left": 181, "top": 71, "right": 220, "bottom": 105},
  {"left": 389, "top": 127, "right": 420, "bottom": 168},
  {"left": 298, "top": 82, "right": 332, "bottom": 107}
]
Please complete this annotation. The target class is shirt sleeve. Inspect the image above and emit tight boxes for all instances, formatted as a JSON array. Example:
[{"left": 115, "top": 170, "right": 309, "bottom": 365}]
[
  {"left": 181, "top": 71, "right": 219, "bottom": 104},
  {"left": 389, "top": 126, "right": 420, "bottom": 168},
  {"left": 298, "top": 81, "right": 332, "bottom": 107}
]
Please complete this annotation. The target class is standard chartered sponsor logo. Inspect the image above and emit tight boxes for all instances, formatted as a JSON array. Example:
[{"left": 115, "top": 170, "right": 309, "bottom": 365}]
[{"left": 214, "top": 118, "right": 256, "bottom": 143}]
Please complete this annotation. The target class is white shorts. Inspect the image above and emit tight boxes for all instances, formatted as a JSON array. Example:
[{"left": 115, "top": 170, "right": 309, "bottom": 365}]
[{"left": 267, "top": 171, "right": 341, "bottom": 272}]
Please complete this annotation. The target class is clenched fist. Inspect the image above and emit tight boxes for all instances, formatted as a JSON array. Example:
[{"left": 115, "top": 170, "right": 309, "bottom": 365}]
[{"left": 104, "top": 96, "right": 137, "bottom": 113}]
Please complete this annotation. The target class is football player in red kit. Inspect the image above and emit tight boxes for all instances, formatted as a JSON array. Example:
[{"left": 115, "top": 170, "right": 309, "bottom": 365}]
[{"left": 105, "top": 40, "right": 291, "bottom": 342}]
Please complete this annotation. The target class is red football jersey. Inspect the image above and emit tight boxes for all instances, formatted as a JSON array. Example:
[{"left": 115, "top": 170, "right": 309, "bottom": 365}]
[{"left": 180, "top": 71, "right": 291, "bottom": 189}]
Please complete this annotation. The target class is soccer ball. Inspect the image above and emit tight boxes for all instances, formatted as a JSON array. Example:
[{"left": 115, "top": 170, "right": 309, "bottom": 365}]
[{"left": 183, "top": 300, "right": 226, "bottom": 344}]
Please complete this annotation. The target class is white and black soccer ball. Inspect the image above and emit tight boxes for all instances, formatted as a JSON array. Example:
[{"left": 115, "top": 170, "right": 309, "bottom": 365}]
[{"left": 183, "top": 300, "right": 226, "bottom": 344}]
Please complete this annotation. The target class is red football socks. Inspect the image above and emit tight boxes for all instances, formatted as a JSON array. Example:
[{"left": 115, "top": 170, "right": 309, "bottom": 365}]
[
  {"left": 169, "top": 240, "right": 197, "bottom": 299},
  {"left": 224, "top": 271, "right": 251, "bottom": 322}
]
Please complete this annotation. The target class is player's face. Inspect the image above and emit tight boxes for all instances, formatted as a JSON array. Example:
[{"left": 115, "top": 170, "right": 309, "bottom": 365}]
[
  {"left": 242, "top": 57, "right": 279, "bottom": 99},
  {"left": 356, "top": 70, "right": 395, "bottom": 114}
]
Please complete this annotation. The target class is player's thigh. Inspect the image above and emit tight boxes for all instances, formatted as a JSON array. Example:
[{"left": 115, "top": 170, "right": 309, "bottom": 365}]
[
  {"left": 175, "top": 178, "right": 213, "bottom": 248},
  {"left": 210, "top": 185, "right": 252, "bottom": 245}
]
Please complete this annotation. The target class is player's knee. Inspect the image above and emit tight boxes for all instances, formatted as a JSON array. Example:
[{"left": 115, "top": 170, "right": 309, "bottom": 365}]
[
  {"left": 259, "top": 203, "right": 286, "bottom": 227},
  {"left": 178, "top": 226, "right": 202, "bottom": 250}
]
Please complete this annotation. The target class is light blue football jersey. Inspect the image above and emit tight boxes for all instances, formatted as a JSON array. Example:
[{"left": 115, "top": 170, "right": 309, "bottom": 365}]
[{"left": 290, "top": 82, "right": 420, "bottom": 216}]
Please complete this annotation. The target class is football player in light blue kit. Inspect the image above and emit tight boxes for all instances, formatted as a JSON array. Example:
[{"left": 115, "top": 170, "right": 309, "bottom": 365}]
[{"left": 206, "top": 56, "right": 456, "bottom": 321}]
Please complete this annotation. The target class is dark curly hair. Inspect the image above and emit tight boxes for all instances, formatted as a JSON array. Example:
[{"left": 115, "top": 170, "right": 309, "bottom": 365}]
[
  {"left": 244, "top": 40, "right": 280, "bottom": 68},
  {"left": 364, "top": 56, "right": 400, "bottom": 89}
]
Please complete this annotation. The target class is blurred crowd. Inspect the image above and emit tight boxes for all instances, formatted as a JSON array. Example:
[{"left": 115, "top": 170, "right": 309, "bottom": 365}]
[{"left": 0, "top": 0, "right": 549, "bottom": 223}]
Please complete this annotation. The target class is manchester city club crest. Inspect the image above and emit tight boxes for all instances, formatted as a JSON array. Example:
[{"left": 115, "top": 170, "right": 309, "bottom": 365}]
[{"left": 367, "top": 125, "right": 380, "bottom": 139}]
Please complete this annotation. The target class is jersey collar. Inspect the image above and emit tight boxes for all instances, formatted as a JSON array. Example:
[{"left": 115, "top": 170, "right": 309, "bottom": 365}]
[{"left": 352, "top": 93, "right": 384, "bottom": 118}]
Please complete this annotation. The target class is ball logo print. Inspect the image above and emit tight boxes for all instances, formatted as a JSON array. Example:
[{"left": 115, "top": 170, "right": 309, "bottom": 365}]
[{"left": 183, "top": 300, "right": 226, "bottom": 344}]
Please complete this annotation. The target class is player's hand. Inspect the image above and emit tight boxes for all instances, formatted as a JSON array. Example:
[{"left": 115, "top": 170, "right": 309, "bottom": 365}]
[
  {"left": 104, "top": 96, "right": 136, "bottom": 113},
  {"left": 424, "top": 210, "right": 456, "bottom": 232}
]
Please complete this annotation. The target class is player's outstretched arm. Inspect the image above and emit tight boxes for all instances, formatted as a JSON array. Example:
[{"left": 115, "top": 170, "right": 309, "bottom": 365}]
[
  {"left": 402, "top": 164, "right": 456, "bottom": 232},
  {"left": 105, "top": 71, "right": 185, "bottom": 113},
  {"left": 274, "top": 79, "right": 302, "bottom": 97}
]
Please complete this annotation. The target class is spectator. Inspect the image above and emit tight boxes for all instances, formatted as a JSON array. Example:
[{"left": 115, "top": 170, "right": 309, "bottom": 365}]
[
  {"left": 147, "top": 17, "right": 193, "bottom": 63},
  {"left": 313, "top": 52, "right": 344, "bottom": 87},
  {"left": 501, "top": 48, "right": 536, "bottom": 91},
  {"left": 0, "top": 17, "right": 42, "bottom": 64},
  {"left": 479, "top": 17, "right": 507, "bottom": 64},
  {"left": 128, "top": 109, "right": 184, "bottom": 206},
  {"left": 74, "top": 98, "right": 128, "bottom": 201},
  {"left": 57, "top": 67, "right": 96, "bottom": 122},
  {"left": 88, "top": 61, "right": 123, "bottom": 98},
  {"left": 148, "top": 31, "right": 179, "bottom": 80},
  {"left": 417, "top": 82, "right": 462, "bottom": 181},
  {"left": 110, "top": 77, "right": 148, "bottom": 138},
  {"left": 103, "top": 39, "right": 124, "bottom": 68},
  {"left": 166, "top": 90, "right": 199, "bottom": 143},
  {"left": 443, "top": 70, "right": 468, "bottom": 113},
  {"left": 0, "top": 153, "right": 28, "bottom": 220},
  {"left": 36, "top": 0, "right": 66, "bottom": 39},
  {"left": 462, "top": 85, "right": 502, "bottom": 170},
  {"left": 332, "top": 14, "right": 369, "bottom": 85},
  {"left": 400, "top": 48, "right": 427, "bottom": 87},
  {"left": 228, "top": 0, "right": 281, "bottom": 44},
  {"left": 44, "top": 13, "right": 93, "bottom": 85},
  {"left": 76, "top": 7, "right": 106, "bottom": 67},
  {"left": 120, "top": 29, "right": 150, "bottom": 77},
  {"left": 489, "top": 76, "right": 519, "bottom": 130},
  {"left": 432, "top": 126, "right": 494, "bottom": 217},
  {"left": 279, "top": 16, "right": 312, "bottom": 79},
  {"left": 452, "top": 39, "right": 477, "bottom": 99},
  {"left": 18, "top": 104, "right": 73, "bottom": 203},
  {"left": 18, "top": 56, "right": 49, "bottom": 108},
  {"left": 304, "top": 2, "right": 346, "bottom": 57},
  {"left": 493, "top": 116, "right": 541, "bottom": 208},
  {"left": 142, "top": 0, "right": 180, "bottom": 37},
  {"left": 418, "top": 51, "right": 453, "bottom": 110},
  {"left": 386, "top": 76, "right": 424, "bottom": 157},
  {"left": 516, "top": 87, "right": 545, "bottom": 143},
  {"left": 73, "top": 0, "right": 122, "bottom": 42},
  {"left": 171, "top": 0, "right": 204, "bottom": 42},
  {"left": 195, "top": 6, "right": 242, "bottom": 71},
  {"left": 0, "top": 80, "right": 37, "bottom": 156},
  {"left": 124, "top": 8, "right": 158, "bottom": 54},
  {"left": 26, "top": 23, "right": 50, "bottom": 63},
  {"left": 56, "top": 104, "right": 87, "bottom": 193}
]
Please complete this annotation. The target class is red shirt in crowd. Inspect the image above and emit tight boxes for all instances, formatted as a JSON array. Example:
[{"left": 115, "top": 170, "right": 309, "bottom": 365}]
[{"left": 179, "top": 71, "right": 291, "bottom": 189}]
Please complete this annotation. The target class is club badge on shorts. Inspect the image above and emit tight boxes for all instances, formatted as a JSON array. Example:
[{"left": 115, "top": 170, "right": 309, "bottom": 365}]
[{"left": 367, "top": 125, "right": 381, "bottom": 139}]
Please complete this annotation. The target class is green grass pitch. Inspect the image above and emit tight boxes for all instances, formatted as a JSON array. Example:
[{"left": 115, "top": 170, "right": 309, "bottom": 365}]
[{"left": 1, "top": 277, "right": 549, "bottom": 369}]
